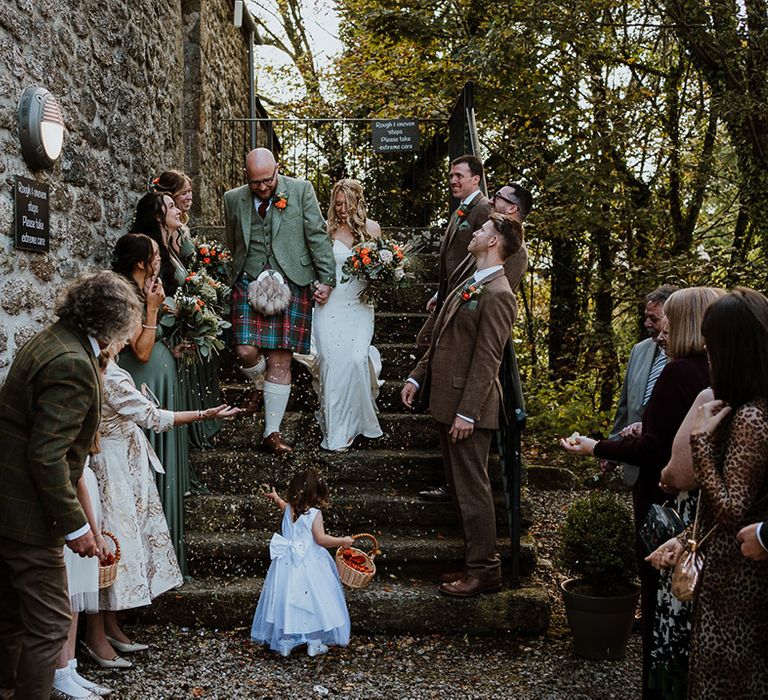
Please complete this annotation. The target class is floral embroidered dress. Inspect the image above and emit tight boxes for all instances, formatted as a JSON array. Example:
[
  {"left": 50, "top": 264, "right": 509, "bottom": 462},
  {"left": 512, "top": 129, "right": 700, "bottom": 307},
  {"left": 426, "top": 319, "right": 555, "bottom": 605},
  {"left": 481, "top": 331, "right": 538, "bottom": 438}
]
[{"left": 90, "top": 360, "right": 183, "bottom": 611}]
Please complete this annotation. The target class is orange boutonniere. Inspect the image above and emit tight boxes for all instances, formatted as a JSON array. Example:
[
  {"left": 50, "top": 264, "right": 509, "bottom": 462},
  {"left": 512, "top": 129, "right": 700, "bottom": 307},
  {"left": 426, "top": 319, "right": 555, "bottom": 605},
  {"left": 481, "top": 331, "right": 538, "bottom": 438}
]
[
  {"left": 457, "top": 280, "right": 484, "bottom": 303},
  {"left": 272, "top": 192, "right": 288, "bottom": 209},
  {"left": 456, "top": 206, "right": 467, "bottom": 219}
]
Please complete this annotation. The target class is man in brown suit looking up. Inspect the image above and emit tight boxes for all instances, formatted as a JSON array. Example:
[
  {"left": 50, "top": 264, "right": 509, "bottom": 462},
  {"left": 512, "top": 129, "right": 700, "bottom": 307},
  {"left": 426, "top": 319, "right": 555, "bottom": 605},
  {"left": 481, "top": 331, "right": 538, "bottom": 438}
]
[
  {"left": 0, "top": 271, "right": 141, "bottom": 700},
  {"left": 402, "top": 213, "right": 523, "bottom": 597}
]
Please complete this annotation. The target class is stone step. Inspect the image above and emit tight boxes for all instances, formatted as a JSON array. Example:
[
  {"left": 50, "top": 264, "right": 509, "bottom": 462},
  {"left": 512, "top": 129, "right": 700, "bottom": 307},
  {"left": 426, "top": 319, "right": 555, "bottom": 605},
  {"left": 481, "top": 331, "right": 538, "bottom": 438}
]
[
  {"left": 191, "top": 448, "right": 461, "bottom": 493},
  {"left": 219, "top": 375, "right": 416, "bottom": 413},
  {"left": 185, "top": 492, "right": 531, "bottom": 534},
  {"left": 185, "top": 530, "right": 537, "bottom": 579},
  {"left": 217, "top": 343, "right": 422, "bottom": 385},
  {"left": 372, "top": 312, "right": 426, "bottom": 344},
  {"left": 139, "top": 576, "right": 551, "bottom": 636},
  {"left": 208, "top": 412, "right": 438, "bottom": 452}
]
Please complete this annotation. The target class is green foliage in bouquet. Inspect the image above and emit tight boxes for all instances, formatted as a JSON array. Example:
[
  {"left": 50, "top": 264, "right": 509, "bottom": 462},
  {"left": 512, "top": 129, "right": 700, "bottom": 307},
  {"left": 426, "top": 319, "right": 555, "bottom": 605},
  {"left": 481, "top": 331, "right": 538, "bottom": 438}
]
[
  {"left": 558, "top": 491, "right": 637, "bottom": 596},
  {"left": 160, "top": 268, "right": 231, "bottom": 366}
]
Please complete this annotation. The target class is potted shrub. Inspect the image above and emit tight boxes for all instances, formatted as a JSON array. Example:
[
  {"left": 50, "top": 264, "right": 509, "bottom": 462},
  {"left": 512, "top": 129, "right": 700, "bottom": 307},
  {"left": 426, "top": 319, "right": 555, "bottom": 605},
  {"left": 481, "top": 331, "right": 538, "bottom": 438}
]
[{"left": 558, "top": 491, "right": 640, "bottom": 660}]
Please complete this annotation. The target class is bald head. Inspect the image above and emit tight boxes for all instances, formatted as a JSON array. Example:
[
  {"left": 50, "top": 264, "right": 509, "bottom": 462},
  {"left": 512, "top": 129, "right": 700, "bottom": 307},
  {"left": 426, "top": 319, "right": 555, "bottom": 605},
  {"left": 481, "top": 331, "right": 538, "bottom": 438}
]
[{"left": 245, "top": 148, "right": 279, "bottom": 198}]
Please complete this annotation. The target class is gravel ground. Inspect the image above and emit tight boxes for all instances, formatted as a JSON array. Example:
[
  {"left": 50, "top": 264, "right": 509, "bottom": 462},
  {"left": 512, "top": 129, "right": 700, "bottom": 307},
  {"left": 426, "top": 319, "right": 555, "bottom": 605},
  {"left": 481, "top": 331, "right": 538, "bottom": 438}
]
[{"left": 82, "top": 488, "right": 642, "bottom": 699}]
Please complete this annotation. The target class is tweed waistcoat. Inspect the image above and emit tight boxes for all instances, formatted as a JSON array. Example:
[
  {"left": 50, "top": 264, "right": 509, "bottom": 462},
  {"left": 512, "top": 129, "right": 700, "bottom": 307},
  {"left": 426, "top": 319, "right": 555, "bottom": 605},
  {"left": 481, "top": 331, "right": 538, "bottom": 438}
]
[{"left": 243, "top": 204, "right": 282, "bottom": 279}]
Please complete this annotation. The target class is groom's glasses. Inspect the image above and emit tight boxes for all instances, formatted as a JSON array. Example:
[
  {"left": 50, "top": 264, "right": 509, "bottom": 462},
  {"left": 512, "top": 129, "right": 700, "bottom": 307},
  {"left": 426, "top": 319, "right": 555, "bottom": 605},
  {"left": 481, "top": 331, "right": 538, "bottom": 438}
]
[
  {"left": 492, "top": 190, "right": 519, "bottom": 208},
  {"left": 247, "top": 166, "right": 278, "bottom": 187}
]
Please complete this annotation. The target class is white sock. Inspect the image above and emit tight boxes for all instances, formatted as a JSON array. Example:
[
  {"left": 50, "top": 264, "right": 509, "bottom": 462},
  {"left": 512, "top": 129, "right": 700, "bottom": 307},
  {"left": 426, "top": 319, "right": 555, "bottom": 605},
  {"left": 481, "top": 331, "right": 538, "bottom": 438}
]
[
  {"left": 53, "top": 667, "right": 92, "bottom": 698},
  {"left": 241, "top": 357, "right": 267, "bottom": 390},
  {"left": 263, "top": 381, "right": 291, "bottom": 437},
  {"left": 69, "top": 658, "right": 109, "bottom": 694}
]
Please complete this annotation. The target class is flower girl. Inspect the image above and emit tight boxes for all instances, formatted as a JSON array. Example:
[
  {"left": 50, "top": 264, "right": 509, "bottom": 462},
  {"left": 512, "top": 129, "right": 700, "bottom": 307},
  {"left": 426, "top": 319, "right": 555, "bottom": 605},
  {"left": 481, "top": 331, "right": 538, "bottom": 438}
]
[{"left": 251, "top": 468, "right": 352, "bottom": 657}]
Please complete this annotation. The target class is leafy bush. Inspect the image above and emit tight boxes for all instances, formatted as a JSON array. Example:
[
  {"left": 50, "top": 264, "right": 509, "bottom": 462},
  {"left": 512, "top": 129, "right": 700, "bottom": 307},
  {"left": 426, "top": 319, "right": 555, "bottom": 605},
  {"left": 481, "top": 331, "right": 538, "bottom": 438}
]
[{"left": 558, "top": 491, "right": 637, "bottom": 596}]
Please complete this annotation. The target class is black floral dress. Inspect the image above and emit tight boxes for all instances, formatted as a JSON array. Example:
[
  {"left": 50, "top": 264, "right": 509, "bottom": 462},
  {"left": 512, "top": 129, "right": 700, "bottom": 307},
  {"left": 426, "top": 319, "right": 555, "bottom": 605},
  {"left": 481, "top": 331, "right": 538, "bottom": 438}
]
[{"left": 648, "top": 490, "right": 698, "bottom": 700}]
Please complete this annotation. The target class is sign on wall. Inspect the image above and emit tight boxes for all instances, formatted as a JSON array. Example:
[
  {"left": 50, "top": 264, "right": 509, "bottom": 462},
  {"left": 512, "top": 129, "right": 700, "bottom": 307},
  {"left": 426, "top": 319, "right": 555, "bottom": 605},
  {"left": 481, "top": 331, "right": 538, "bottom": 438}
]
[
  {"left": 371, "top": 119, "right": 420, "bottom": 153},
  {"left": 14, "top": 176, "right": 50, "bottom": 252}
]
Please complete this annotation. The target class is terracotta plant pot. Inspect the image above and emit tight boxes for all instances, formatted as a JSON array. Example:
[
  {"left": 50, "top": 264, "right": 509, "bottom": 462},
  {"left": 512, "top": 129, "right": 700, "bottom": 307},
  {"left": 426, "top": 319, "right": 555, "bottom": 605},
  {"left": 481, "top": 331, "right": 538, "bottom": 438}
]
[{"left": 561, "top": 578, "right": 640, "bottom": 660}]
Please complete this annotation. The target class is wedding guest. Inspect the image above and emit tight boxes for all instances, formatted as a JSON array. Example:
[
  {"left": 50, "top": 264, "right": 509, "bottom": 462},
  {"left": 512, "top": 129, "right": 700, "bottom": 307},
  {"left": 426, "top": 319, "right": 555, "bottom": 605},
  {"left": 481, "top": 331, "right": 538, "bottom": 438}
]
[
  {"left": 311, "top": 178, "right": 383, "bottom": 451},
  {"left": 112, "top": 228, "right": 190, "bottom": 573},
  {"left": 0, "top": 271, "right": 141, "bottom": 699},
  {"left": 648, "top": 288, "right": 768, "bottom": 699},
  {"left": 52, "top": 460, "right": 112, "bottom": 699},
  {"left": 561, "top": 286, "right": 724, "bottom": 699},
  {"left": 83, "top": 349, "right": 238, "bottom": 669},
  {"left": 251, "top": 468, "right": 352, "bottom": 657},
  {"left": 152, "top": 170, "right": 222, "bottom": 449}
]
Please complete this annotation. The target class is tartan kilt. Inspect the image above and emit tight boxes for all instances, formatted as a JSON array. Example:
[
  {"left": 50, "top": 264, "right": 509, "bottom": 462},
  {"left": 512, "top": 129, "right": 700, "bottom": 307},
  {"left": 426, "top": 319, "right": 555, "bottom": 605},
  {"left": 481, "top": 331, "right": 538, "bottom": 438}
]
[{"left": 231, "top": 275, "right": 313, "bottom": 354}]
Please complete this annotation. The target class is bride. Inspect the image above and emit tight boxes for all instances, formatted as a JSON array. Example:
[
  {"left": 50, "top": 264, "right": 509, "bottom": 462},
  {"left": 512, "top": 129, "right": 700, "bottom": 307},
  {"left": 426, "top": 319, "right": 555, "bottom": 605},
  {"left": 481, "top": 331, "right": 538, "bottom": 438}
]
[{"left": 311, "top": 178, "right": 384, "bottom": 451}]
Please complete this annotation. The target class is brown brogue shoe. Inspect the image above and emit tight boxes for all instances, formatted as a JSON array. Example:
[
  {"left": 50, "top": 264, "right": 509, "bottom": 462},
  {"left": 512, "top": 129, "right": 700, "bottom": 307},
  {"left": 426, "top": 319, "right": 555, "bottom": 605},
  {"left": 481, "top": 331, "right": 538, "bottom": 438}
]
[
  {"left": 239, "top": 389, "right": 264, "bottom": 415},
  {"left": 438, "top": 573, "right": 502, "bottom": 598},
  {"left": 260, "top": 431, "right": 293, "bottom": 456},
  {"left": 438, "top": 570, "right": 466, "bottom": 583}
]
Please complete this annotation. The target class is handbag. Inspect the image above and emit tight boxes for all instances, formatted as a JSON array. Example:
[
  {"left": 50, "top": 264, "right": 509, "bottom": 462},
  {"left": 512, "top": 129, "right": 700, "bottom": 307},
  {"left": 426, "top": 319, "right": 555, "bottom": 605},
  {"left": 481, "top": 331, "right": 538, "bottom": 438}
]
[
  {"left": 640, "top": 501, "right": 686, "bottom": 555},
  {"left": 670, "top": 501, "right": 717, "bottom": 603}
]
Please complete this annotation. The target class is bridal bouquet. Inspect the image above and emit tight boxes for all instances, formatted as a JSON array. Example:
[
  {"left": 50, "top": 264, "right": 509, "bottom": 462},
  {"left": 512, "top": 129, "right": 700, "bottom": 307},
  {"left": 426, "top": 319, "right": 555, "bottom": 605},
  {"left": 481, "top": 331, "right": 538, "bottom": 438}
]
[
  {"left": 160, "top": 269, "right": 231, "bottom": 366},
  {"left": 341, "top": 238, "right": 415, "bottom": 305}
]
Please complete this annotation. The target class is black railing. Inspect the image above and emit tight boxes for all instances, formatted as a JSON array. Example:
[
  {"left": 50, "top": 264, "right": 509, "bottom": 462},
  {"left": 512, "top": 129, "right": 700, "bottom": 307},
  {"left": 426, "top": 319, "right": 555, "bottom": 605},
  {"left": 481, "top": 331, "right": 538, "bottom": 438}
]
[{"left": 218, "top": 117, "right": 449, "bottom": 227}]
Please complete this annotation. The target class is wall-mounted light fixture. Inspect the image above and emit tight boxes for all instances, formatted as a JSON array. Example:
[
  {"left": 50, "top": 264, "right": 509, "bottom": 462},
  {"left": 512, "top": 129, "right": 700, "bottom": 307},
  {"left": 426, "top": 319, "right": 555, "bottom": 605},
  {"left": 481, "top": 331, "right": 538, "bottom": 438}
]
[{"left": 18, "top": 86, "right": 65, "bottom": 171}]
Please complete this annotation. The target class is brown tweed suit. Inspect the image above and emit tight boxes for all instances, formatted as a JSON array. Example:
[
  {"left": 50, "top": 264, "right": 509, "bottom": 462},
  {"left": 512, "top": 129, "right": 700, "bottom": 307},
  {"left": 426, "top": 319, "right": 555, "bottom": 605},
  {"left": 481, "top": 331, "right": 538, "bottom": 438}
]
[
  {"left": 416, "top": 193, "right": 492, "bottom": 349},
  {"left": 0, "top": 320, "right": 101, "bottom": 699},
  {"left": 410, "top": 269, "right": 517, "bottom": 580}
]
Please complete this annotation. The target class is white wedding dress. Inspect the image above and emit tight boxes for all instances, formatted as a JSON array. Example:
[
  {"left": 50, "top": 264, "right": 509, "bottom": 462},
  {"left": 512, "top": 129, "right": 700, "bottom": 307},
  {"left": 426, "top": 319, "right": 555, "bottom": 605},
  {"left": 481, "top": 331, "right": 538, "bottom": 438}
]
[{"left": 310, "top": 238, "right": 383, "bottom": 451}]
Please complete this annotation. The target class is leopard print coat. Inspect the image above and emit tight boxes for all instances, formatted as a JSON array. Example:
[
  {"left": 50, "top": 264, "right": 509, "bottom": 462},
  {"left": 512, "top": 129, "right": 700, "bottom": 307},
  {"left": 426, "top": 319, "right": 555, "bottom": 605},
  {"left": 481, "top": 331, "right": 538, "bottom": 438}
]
[{"left": 687, "top": 399, "right": 768, "bottom": 700}]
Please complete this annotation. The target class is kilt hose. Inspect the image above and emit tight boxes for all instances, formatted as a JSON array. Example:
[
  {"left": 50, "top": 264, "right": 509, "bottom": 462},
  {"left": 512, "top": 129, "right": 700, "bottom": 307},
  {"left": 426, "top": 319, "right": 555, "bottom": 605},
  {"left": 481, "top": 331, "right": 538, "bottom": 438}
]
[{"left": 230, "top": 274, "right": 313, "bottom": 354}]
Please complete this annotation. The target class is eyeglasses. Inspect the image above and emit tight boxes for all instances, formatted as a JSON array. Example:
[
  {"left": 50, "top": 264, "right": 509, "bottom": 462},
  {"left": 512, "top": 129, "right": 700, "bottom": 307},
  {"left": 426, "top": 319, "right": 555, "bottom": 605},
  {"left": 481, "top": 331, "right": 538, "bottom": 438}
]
[
  {"left": 492, "top": 190, "right": 519, "bottom": 207},
  {"left": 247, "top": 166, "right": 278, "bottom": 187}
]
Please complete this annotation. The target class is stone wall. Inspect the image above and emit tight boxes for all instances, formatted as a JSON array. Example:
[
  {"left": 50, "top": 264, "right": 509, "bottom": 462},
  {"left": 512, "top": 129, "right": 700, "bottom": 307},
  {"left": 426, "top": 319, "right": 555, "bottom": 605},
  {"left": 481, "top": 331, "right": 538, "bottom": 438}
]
[
  {"left": 183, "top": 0, "right": 251, "bottom": 226},
  {"left": 0, "top": 0, "right": 250, "bottom": 377}
]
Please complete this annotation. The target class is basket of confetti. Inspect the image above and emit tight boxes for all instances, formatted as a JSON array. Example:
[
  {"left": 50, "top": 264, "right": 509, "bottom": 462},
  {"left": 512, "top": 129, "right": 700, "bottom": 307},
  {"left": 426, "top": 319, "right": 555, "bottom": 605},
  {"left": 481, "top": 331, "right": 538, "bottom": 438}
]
[
  {"left": 98, "top": 530, "right": 121, "bottom": 589},
  {"left": 336, "top": 533, "right": 379, "bottom": 589}
]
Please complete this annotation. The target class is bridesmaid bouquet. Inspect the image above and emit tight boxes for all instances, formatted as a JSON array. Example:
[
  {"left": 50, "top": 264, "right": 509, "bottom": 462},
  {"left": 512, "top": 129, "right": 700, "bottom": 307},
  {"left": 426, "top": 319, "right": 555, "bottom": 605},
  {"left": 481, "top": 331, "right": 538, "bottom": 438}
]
[
  {"left": 188, "top": 239, "right": 232, "bottom": 285},
  {"left": 160, "top": 269, "right": 231, "bottom": 366},
  {"left": 341, "top": 238, "right": 415, "bottom": 305}
]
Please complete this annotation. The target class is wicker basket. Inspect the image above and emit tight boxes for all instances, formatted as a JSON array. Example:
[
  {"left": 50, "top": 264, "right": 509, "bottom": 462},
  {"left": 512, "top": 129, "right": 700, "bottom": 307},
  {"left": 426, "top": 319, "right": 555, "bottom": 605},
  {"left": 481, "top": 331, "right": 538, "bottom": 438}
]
[
  {"left": 336, "top": 533, "right": 378, "bottom": 589},
  {"left": 98, "top": 530, "right": 120, "bottom": 589}
]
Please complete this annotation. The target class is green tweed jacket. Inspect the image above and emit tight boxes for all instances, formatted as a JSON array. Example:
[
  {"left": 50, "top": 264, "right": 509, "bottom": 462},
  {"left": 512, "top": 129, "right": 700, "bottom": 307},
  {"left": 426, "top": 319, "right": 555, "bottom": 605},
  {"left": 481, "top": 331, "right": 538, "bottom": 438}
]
[
  {"left": 223, "top": 174, "right": 336, "bottom": 288},
  {"left": 0, "top": 321, "right": 101, "bottom": 546}
]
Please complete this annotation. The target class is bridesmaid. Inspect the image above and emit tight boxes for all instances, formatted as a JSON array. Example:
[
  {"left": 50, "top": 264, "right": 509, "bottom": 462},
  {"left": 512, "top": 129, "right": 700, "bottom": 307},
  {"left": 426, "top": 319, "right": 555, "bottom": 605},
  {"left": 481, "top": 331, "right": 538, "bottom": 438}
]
[
  {"left": 113, "top": 218, "right": 190, "bottom": 576},
  {"left": 153, "top": 170, "right": 222, "bottom": 449},
  {"left": 311, "top": 179, "right": 383, "bottom": 451}
]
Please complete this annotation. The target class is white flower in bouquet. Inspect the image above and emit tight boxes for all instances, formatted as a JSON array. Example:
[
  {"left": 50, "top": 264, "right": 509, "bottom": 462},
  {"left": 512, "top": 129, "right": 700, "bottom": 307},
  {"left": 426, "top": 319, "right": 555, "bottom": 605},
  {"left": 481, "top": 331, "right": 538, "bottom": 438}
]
[
  {"left": 393, "top": 267, "right": 405, "bottom": 280},
  {"left": 379, "top": 249, "right": 394, "bottom": 263}
]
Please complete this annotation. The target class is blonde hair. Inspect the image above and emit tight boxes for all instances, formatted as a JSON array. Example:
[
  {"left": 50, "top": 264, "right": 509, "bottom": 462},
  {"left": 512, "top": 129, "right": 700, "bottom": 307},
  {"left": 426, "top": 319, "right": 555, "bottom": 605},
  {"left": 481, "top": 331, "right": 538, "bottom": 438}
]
[
  {"left": 327, "top": 178, "right": 371, "bottom": 244},
  {"left": 664, "top": 286, "right": 725, "bottom": 359}
]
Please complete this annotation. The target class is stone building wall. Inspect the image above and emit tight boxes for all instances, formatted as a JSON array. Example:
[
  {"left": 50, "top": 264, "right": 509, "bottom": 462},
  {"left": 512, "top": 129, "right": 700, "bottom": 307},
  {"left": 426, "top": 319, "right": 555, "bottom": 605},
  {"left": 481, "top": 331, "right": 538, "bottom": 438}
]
[{"left": 0, "top": 0, "right": 250, "bottom": 377}]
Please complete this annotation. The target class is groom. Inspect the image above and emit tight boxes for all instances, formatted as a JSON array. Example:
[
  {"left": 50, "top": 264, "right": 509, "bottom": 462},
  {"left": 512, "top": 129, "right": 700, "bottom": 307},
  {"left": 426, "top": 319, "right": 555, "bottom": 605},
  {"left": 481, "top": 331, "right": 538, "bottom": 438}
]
[
  {"left": 224, "top": 148, "right": 336, "bottom": 455},
  {"left": 402, "top": 213, "right": 523, "bottom": 596}
]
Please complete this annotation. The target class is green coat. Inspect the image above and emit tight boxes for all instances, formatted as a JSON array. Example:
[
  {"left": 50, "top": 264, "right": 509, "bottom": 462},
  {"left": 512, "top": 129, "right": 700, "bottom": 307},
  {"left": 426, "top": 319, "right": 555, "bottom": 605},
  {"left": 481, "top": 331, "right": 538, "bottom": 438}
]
[
  {"left": 223, "top": 174, "right": 336, "bottom": 288},
  {"left": 0, "top": 321, "right": 101, "bottom": 546}
]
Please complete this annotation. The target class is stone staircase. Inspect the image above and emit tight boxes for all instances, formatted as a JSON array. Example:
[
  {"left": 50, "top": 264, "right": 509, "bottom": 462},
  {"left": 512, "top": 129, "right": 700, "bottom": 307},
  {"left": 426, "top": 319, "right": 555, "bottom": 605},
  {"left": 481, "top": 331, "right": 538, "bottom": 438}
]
[{"left": 147, "top": 232, "right": 551, "bottom": 636}]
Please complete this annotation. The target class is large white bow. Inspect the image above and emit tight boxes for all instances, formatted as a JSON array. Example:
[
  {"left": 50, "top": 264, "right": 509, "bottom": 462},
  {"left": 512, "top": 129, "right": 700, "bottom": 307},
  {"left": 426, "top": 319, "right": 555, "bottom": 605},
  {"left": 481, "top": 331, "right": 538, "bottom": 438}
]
[{"left": 269, "top": 533, "right": 307, "bottom": 566}]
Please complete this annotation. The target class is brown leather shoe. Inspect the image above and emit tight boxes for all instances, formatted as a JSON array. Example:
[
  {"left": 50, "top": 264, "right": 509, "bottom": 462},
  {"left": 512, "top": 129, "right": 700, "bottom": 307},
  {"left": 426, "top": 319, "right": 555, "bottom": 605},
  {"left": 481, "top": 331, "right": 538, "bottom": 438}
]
[
  {"left": 439, "top": 573, "right": 502, "bottom": 598},
  {"left": 238, "top": 388, "right": 263, "bottom": 415},
  {"left": 260, "top": 431, "right": 293, "bottom": 456},
  {"left": 438, "top": 570, "right": 466, "bottom": 583}
]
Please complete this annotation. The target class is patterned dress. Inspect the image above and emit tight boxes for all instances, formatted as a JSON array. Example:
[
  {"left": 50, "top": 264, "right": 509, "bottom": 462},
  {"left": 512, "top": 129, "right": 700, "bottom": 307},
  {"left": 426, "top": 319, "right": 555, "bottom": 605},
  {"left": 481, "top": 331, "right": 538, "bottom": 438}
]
[
  {"left": 649, "top": 490, "right": 698, "bottom": 699},
  {"left": 686, "top": 400, "right": 768, "bottom": 699},
  {"left": 91, "top": 361, "right": 183, "bottom": 610}
]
